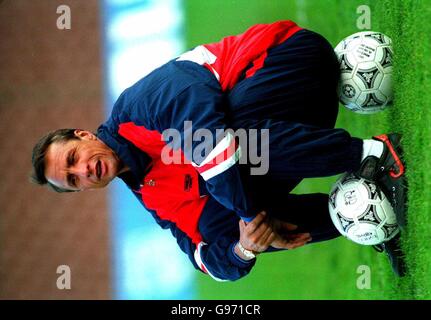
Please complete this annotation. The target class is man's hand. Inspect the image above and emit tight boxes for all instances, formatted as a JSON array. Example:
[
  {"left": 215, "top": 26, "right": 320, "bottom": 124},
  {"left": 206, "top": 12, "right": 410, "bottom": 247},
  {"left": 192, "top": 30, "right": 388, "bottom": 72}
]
[
  {"left": 269, "top": 219, "right": 312, "bottom": 250},
  {"left": 235, "top": 211, "right": 313, "bottom": 260},
  {"left": 236, "top": 211, "right": 276, "bottom": 259}
]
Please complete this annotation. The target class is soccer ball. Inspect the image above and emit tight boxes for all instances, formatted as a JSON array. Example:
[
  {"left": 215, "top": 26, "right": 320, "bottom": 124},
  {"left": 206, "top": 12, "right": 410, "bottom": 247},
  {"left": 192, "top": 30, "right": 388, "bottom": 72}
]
[
  {"left": 328, "top": 172, "right": 399, "bottom": 245},
  {"left": 334, "top": 31, "right": 393, "bottom": 114}
]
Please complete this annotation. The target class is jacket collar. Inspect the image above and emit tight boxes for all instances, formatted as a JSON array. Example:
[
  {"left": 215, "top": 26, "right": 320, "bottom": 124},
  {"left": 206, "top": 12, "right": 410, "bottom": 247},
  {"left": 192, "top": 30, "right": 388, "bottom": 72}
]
[{"left": 97, "top": 124, "right": 152, "bottom": 190}]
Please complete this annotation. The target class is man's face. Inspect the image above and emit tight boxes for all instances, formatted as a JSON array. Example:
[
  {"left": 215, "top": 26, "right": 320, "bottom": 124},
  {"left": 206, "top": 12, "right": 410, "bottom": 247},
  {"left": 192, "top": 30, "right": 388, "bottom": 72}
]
[{"left": 44, "top": 130, "right": 122, "bottom": 191}]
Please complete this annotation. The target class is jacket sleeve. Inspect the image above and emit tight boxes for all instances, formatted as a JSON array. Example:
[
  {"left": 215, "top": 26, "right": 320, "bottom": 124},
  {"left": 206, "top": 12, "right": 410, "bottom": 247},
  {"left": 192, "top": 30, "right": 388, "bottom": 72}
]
[
  {"left": 166, "top": 220, "right": 256, "bottom": 282},
  {"left": 153, "top": 61, "right": 258, "bottom": 222},
  {"left": 129, "top": 188, "right": 255, "bottom": 281}
]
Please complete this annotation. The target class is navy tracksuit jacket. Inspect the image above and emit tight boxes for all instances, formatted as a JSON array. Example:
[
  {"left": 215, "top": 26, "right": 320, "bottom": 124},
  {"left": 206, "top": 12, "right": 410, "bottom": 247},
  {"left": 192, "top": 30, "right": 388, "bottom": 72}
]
[{"left": 97, "top": 21, "right": 364, "bottom": 281}]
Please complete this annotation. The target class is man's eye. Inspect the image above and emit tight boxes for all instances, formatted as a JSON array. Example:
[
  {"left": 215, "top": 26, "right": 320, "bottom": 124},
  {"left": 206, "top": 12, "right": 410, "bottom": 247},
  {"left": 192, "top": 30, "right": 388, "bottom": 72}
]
[
  {"left": 68, "top": 150, "right": 76, "bottom": 166},
  {"left": 69, "top": 174, "right": 77, "bottom": 187}
]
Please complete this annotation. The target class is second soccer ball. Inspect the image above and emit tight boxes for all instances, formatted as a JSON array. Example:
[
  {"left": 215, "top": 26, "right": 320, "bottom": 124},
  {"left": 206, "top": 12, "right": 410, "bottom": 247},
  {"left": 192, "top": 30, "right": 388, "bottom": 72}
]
[
  {"left": 328, "top": 172, "right": 399, "bottom": 246},
  {"left": 334, "top": 31, "right": 393, "bottom": 114}
]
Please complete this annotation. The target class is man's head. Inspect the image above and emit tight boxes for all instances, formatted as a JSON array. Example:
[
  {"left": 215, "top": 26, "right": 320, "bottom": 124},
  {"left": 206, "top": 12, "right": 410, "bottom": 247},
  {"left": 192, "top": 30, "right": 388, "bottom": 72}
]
[{"left": 31, "top": 129, "right": 125, "bottom": 192}]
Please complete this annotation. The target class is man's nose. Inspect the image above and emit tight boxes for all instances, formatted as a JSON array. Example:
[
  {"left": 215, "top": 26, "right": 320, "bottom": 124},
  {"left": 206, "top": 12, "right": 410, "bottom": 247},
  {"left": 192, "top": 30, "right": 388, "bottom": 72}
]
[{"left": 71, "top": 163, "right": 91, "bottom": 178}]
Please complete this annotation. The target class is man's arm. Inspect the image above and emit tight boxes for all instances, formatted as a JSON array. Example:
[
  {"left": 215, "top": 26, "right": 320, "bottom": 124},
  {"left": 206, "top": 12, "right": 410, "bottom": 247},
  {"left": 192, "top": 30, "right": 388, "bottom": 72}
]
[
  {"left": 168, "top": 210, "right": 311, "bottom": 281},
  {"left": 168, "top": 221, "right": 256, "bottom": 282},
  {"left": 152, "top": 61, "right": 257, "bottom": 222}
]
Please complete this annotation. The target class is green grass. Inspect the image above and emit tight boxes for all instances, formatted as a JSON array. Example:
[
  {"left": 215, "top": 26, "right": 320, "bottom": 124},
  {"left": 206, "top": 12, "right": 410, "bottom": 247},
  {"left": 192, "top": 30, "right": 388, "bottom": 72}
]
[
  {"left": 374, "top": 0, "right": 431, "bottom": 299},
  {"left": 184, "top": 0, "right": 431, "bottom": 299}
]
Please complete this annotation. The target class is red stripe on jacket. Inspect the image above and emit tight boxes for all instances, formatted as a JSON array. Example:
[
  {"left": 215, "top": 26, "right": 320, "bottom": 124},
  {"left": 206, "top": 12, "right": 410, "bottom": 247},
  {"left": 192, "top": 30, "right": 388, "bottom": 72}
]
[
  {"left": 194, "top": 138, "right": 238, "bottom": 174},
  {"left": 118, "top": 122, "right": 208, "bottom": 245},
  {"left": 203, "top": 20, "right": 302, "bottom": 91}
]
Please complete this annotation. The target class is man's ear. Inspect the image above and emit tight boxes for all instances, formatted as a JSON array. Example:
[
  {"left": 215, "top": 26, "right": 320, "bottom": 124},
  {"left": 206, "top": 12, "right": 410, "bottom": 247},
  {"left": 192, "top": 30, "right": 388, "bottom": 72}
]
[{"left": 74, "top": 129, "right": 97, "bottom": 141}]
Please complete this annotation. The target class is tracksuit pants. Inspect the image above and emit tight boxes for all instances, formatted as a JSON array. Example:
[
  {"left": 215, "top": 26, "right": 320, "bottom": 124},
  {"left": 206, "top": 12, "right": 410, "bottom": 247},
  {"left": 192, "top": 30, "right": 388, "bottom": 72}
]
[{"left": 227, "top": 29, "right": 364, "bottom": 244}]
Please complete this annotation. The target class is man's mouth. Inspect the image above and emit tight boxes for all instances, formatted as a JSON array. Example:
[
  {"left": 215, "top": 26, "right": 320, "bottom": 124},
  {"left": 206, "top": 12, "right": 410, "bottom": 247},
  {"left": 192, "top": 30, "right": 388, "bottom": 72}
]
[{"left": 96, "top": 160, "right": 102, "bottom": 180}]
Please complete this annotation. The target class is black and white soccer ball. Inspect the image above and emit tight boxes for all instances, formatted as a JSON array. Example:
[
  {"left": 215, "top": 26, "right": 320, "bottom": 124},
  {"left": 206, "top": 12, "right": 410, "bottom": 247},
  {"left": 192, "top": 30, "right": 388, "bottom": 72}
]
[
  {"left": 334, "top": 31, "right": 393, "bottom": 114},
  {"left": 328, "top": 172, "right": 399, "bottom": 245}
]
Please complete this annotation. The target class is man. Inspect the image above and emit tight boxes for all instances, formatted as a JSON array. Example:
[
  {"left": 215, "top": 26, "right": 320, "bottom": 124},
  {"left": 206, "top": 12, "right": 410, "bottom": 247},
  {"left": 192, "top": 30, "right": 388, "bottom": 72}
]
[{"left": 31, "top": 21, "right": 407, "bottom": 281}]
